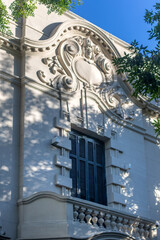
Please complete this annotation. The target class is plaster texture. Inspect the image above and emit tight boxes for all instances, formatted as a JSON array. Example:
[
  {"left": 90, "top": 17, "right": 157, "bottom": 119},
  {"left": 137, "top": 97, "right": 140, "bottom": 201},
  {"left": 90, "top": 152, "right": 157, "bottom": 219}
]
[{"left": 0, "top": 2, "right": 160, "bottom": 240}]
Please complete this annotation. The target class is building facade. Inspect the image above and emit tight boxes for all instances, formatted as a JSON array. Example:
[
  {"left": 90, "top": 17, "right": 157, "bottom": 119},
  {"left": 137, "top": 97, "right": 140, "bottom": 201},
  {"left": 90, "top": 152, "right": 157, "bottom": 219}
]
[{"left": 0, "top": 2, "right": 160, "bottom": 240}]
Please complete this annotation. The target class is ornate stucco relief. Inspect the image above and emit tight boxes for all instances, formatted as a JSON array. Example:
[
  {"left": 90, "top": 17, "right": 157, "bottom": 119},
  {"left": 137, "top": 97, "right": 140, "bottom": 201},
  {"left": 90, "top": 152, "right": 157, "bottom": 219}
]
[
  {"left": 37, "top": 34, "right": 136, "bottom": 121},
  {"left": 0, "top": 19, "right": 159, "bottom": 118}
]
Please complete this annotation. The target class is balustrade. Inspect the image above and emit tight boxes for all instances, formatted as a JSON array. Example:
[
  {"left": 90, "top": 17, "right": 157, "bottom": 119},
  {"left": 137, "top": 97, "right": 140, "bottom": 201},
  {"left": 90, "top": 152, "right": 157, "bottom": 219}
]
[{"left": 73, "top": 204, "right": 155, "bottom": 240}]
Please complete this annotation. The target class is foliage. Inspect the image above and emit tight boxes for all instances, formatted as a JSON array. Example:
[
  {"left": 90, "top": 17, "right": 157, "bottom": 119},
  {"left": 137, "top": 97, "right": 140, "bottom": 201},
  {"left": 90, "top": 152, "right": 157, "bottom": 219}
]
[
  {"left": 0, "top": 0, "right": 82, "bottom": 34},
  {"left": 9, "top": 0, "right": 38, "bottom": 21},
  {"left": 0, "top": 0, "right": 12, "bottom": 35},
  {"left": 38, "top": 0, "right": 82, "bottom": 15},
  {"left": 152, "top": 118, "right": 160, "bottom": 137},
  {"left": 113, "top": 2, "right": 160, "bottom": 137}
]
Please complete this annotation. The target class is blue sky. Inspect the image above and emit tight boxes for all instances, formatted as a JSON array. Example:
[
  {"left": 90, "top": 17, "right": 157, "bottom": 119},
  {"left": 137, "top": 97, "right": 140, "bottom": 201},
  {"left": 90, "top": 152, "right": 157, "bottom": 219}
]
[{"left": 73, "top": 0, "right": 157, "bottom": 49}]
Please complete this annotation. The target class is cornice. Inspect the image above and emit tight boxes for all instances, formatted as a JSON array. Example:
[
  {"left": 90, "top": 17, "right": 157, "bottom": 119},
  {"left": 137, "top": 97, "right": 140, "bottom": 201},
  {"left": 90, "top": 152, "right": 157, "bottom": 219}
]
[
  {"left": 0, "top": 35, "right": 21, "bottom": 53},
  {"left": 21, "top": 19, "right": 120, "bottom": 58},
  {"left": 0, "top": 19, "right": 159, "bottom": 118},
  {"left": 118, "top": 77, "right": 160, "bottom": 118}
]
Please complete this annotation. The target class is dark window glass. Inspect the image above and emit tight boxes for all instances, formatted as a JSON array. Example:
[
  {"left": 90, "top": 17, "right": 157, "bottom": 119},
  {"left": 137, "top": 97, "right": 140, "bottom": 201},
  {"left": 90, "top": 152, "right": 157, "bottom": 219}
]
[
  {"left": 80, "top": 160, "right": 86, "bottom": 199},
  {"left": 89, "top": 164, "right": 94, "bottom": 201},
  {"left": 79, "top": 138, "right": 85, "bottom": 158},
  {"left": 88, "top": 142, "right": 93, "bottom": 162},
  {"left": 70, "top": 134, "right": 76, "bottom": 155},
  {"left": 97, "top": 166, "right": 104, "bottom": 204},
  {"left": 70, "top": 131, "right": 106, "bottom": 205},
  {"left": 70, "top": 157, "right": 77, "bottom": 197}
]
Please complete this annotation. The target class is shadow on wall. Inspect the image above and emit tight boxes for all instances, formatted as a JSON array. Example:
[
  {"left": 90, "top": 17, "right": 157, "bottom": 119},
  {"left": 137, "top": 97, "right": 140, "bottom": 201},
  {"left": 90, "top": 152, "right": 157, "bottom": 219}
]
[
  {"left": 1, "top": 46, "right": 160, "bottom": 240},
  {"left": 68, "top": 93, "right": 160, "bottom": 218},
  {"left": 0, "top": 78, "right": 20, "bottom": 238},
  {"left": 39, "top": 22, "right": 62, "bottom": 40},
  {"left": 23, "top": 85, "right": 61, "bottom": 197}
]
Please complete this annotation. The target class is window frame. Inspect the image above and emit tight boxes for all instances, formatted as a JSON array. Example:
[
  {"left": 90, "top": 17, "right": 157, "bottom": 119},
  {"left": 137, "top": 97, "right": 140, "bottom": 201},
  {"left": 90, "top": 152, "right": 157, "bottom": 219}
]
[{"left": 70, "top": 130, "right": 107, "bottom": 205}]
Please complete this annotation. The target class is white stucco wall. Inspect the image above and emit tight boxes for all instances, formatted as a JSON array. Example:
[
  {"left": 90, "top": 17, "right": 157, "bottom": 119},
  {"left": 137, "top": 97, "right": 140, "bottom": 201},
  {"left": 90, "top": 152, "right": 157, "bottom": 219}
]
[
  {"left": 0, "top": 2, "right": 160, "bottom": 240},
  {"left": 0, "top": 79, "right": 20, "bottom": 239}
]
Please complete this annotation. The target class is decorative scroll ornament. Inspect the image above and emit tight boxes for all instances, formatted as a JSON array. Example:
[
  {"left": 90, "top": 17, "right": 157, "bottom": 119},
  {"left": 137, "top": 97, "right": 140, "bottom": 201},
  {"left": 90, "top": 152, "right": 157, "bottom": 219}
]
[
  {"left": 37, "top": 35, "right": 135, "bottom": 120},
  {"left": 37, "top": 55, "right": 78, "bottom": 93},
  {"left": 100, "top": 82, "right": 135, "bottom": 120}
]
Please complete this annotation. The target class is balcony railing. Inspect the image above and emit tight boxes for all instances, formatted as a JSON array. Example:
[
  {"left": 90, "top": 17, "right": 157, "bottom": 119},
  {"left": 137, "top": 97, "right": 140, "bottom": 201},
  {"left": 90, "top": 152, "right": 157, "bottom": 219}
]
[
  {"left": 73, "top": 200, "right": 156, "bottom": 240},
  {"left": 18, "top": 192, "right": 157, "bottom": 240}
]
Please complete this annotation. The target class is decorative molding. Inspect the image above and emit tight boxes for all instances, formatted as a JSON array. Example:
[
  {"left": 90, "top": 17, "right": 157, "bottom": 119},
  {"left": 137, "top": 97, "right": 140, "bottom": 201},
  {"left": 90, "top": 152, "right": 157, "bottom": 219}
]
[
  {"left": 0, "top": 71, "right": 158, "bottom": 140},
  {"left": 106, "top": 156, "right": 130, "bottom": 171},
  {"left": 73, "top": 203, "right": 154, "bottom": 240},
  {"left": 105, "top": 135, "right": 129, "bottom": 208},
  {"left": 17, "top": 191, "right": 156, "bottom": 224},
  {"left": 51, "top": 136, "right": 71, "bottom": 150},
  {"left": 54, "top": 117, "right": 71, "bottom": 132},
  {"left": 107, "top": 174, "right": 125, "bottom": 187},
  {"left": 37, "top": 34, "right": 137, "bottom": 121},
  {"left": 53, "top": 116, "right": 72, "bottom": 195},
  {"left": 17, "top": 191, "right": 156, "bottom": 240},
  {"left": 55, "top": 174, "right": 72, "bottom": 189},
  {"left": 55, "top": 155, "right": 72, "bottom": 169},
  {"left": 21, "top": 20, "right": 120, "bottom": 56},
  {"left": 0, "top": 36, "right": 20, "bottom": 52},
  {"left": 0, "top": 19, "right": 159, "bottom": 117}
]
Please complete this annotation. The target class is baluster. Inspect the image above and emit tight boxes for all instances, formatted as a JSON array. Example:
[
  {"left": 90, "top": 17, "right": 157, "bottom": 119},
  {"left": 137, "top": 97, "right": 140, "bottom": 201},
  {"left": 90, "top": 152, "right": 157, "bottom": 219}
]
[
  {"left": 139, "top": 223, "right": 145, "bottom": 239},
  {"left": 149, "top": 224, "right": 157, "bottom": 240},
  {"left": 85, "top": 209, "right": 92, "bottom": 225},
  {"left": 104, "top": 214, "right": 111, "bottom": 230},
  {"left": 133, "top": 222, "right": 141, "bottom": 239},
  {"left": 91, "top": 210, "right": 99, "bottom": 226},
  {"left": 79, "top": 207, "right": 86, "bottom": 223},
  {"left": 73, "top": 205, "right": 79, "bottom": 221},
  {"left": 144, "top": 224, "right": 150, "bottom": 239},
  {"left": 73, "top": 203, "right": 155, "bottom": 240},
  {"left": 117, "top": 217, "right": 123, "bottom": 232},
  {"left": 111, "top": 215, "right": 117, "bottom": 231},
  {"left": 98, "top": 212, "right": 104, "bottom": 228},
  {"left": 128, "top": 220, "right": 134, "bottom": 235},
  {"left": 123, "top": 219, "right": 129, "bottom": 234}
]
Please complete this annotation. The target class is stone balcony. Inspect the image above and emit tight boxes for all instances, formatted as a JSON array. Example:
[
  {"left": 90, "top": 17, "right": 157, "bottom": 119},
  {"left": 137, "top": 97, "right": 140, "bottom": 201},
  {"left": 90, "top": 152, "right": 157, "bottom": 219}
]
[
  {"left": 18, "top": 192, "right": 157, "bottom": 240},
  {"left": 72, "top": 201, "right": 156, "bottom": 240}
]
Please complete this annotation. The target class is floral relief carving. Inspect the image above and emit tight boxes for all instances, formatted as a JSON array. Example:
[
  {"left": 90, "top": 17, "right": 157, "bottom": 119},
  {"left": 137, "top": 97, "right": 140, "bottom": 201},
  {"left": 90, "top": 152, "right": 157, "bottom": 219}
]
[{"left": 37, "top": 35, "right": 135, "bottom": 120}]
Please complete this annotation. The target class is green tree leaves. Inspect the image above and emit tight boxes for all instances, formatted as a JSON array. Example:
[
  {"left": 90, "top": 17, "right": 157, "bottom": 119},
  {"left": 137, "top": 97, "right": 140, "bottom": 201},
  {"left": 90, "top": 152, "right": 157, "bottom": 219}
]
[
  {"left": 9, "top": 0, "right": 82, "bottom": 20},
  {"left": 113, "top": 42, "right": 160, "bottom": 100},
  {"left": 0, "top": 0, "right": 82, "bottom": 35},
  {"left": 144, "top": 3, "right": 160, "bottom": 42},
  {"left": 9, "top": 0, "right": 38, "bottom": 21},
  {"left": 0, "top": 0, "right": 12, "bottom": 35},
  {"left": 38, "top": 0, "right": 82, "bottom": 15},
  {"left": 113, "top": 2, "right": 160, "bottom": 137}
]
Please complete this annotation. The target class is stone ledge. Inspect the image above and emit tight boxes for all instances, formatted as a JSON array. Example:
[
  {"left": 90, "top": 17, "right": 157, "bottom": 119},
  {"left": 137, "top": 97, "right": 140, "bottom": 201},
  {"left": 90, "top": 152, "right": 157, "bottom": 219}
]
[
  {"left": 55, "top": 175, "right": 72, "bottom": 189},
  {"left": 55, "top": 117, "right": 71, "bottom": 132},
  {"left": 51, "top": 136, "right": 71, "bottom": 150},
  {"left": 55, "top": 155, "right": 72, "bottom": 169}
]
